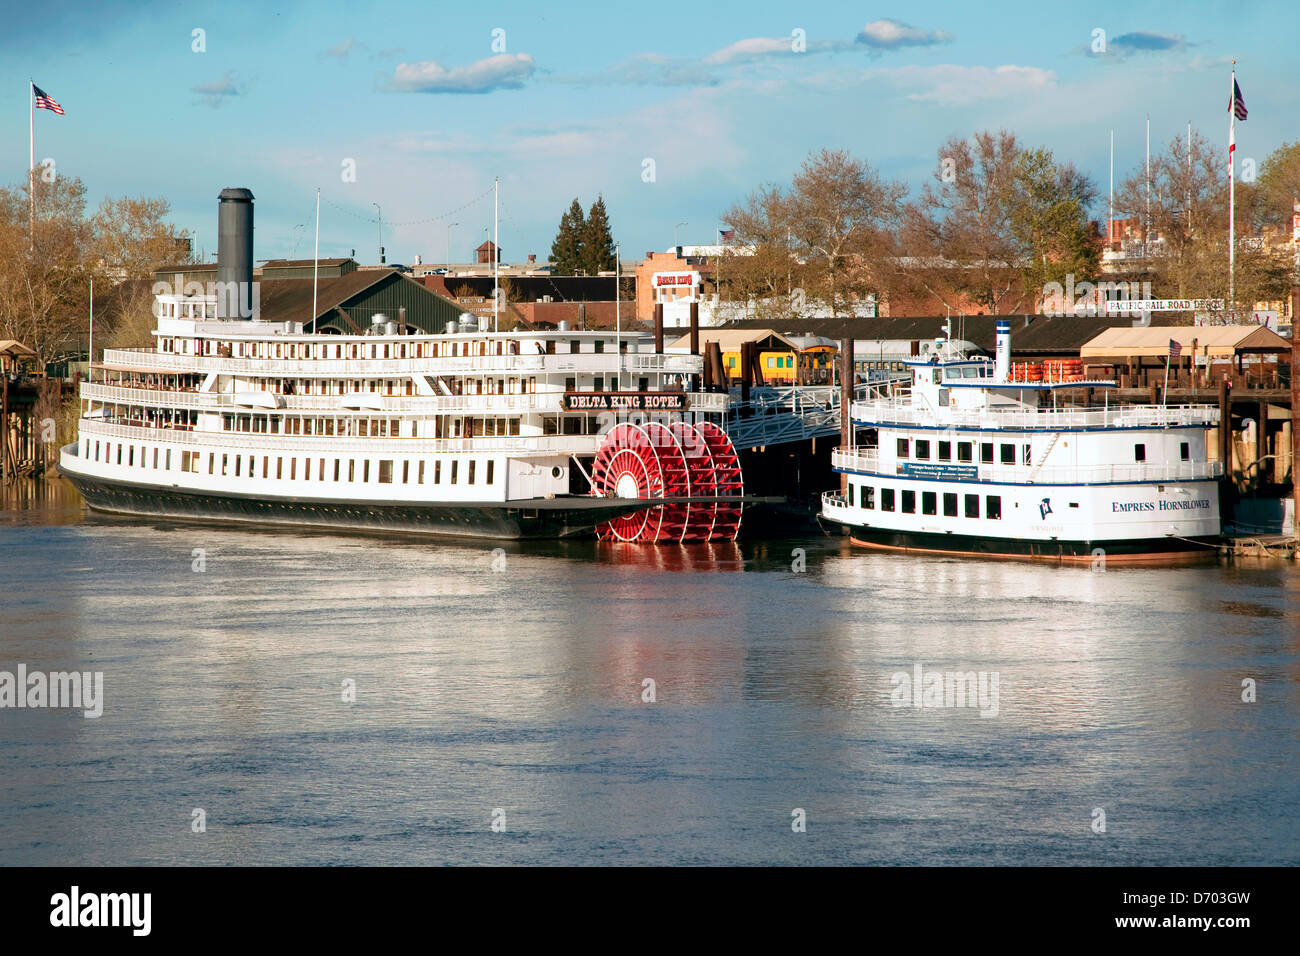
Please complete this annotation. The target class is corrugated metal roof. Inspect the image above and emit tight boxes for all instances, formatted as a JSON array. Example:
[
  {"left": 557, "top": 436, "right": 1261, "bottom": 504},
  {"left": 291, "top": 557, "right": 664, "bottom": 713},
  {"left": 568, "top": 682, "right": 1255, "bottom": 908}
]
[
  {"left": 1080, "top": 325, "right": 1291, "bottom": 357},
  {"left": 667, "top": 328, "right": 799, "bottom": 351}
]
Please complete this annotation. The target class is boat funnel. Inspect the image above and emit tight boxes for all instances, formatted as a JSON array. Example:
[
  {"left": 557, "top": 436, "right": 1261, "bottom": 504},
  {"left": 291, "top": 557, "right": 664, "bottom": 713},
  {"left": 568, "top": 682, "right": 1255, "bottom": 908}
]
[{"left": 995, "top": 319, "right": 1011, "bottom": 380}]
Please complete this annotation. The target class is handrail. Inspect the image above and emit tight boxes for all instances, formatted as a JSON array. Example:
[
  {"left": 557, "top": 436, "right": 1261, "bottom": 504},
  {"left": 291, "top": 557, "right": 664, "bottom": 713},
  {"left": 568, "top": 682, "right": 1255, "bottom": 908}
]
[
  {"left": 81, "top": 381, "right": 727, "bottom": 415},
  {"left": 101, "top": 347, "right": 703, "bottom": 377},
  {"left": 849, "top": 398, "right": 1220, "bottom": 430},
  {"left": 831, "top": 447, "right": 1223, "bottom": 484},
  {"left": 76, "top": 417, "right": 598, "bottom": 455}
]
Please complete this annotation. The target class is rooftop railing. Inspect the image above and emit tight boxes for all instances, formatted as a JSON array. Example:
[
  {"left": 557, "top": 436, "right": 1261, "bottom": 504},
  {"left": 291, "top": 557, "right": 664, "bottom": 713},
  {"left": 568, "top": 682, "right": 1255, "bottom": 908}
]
[
  {"left": 849, "top": 394, "right": 1220, "bottom": 430},
  {"left": 831, "top": 448, "right": 1223, "bottom": 484}
]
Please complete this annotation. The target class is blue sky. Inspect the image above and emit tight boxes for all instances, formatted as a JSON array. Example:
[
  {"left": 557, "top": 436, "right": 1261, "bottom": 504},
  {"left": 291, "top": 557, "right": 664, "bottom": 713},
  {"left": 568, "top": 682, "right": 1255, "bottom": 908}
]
[{"left": 5, "top": 0, "right": 1296, "bottom": 266}]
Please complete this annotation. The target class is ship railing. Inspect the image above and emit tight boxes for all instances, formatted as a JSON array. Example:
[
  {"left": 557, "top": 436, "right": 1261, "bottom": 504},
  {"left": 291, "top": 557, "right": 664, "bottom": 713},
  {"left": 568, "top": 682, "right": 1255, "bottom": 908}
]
[
  {"left": 81, "top": 382, "right": 727, "bottom": 415},
  {"left": 101, "top": 348, "right": 703, "bottom": 378},
  {"left": 821, "top": 490, "right": 848, "bottom": 507},
  {"left": 76, "top": 418, "right": 596, "bottom": 455},
  {"left": 848, "top": 399, "right": 1221, "bottom": 429},
  {"left": 831, "top": 447, "right": 1224, "bottom": 484}
]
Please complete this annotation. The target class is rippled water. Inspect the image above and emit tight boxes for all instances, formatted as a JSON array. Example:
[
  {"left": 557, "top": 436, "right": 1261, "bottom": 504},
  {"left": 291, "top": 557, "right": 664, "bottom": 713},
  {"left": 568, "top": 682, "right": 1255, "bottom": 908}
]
[{"left": 1, "top": 480, "right": 1296, "bottom": 865}]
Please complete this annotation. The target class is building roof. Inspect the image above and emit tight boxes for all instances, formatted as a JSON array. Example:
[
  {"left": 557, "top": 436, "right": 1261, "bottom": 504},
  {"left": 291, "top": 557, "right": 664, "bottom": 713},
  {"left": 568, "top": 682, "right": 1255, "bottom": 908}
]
[
  {"left": 668, "top": 328, "right": 799, "bottom": 352},
  {"left": 1080, "top": 325, "right": 1291, "bottom": 358},
  {"left": 261, "top": 258, "right": 356, "bottom": 269},
  {"left": 727, "top": 314, "right": 1170, "bottom": 355},
  {"left": 257, "top": 269, "right": 459, "bottom": 329},
  {"left": 0, "top": 339, "right": 39, "bottom": 358}
]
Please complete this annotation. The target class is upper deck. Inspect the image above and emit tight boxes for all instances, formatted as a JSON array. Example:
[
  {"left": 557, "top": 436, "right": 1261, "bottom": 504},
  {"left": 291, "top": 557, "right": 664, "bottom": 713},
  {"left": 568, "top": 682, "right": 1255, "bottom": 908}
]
[{"left": 850, "top": 392, "right": 1220, "bottom": 431}]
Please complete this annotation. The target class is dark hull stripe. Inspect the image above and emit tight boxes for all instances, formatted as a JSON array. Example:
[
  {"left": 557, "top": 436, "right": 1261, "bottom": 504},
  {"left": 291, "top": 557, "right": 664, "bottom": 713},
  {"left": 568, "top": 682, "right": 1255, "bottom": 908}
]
[
  {"left": 837, "top": 524, "right": 1220, "bottom": 565},
  {"left": 62, "top": 471, "right": 626, "bottom": 540}
]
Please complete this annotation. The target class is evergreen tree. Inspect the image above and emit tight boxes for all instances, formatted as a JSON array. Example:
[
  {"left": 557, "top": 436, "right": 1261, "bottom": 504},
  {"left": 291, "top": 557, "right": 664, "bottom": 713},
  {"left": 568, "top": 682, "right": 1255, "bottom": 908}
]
[
  {"left": 581, "top": 196, "right": 616, "bottom": 274},
  {"left": 549, "top": 198, "right": 586, "bottom": 274}
]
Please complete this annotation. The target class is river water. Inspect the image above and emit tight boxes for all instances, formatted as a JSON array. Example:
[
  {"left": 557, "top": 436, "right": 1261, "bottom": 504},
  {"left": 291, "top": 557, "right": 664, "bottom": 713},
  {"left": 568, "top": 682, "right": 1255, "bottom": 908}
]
[{"left": 1, "top": 479, "right": 1296, "bottom": 865}]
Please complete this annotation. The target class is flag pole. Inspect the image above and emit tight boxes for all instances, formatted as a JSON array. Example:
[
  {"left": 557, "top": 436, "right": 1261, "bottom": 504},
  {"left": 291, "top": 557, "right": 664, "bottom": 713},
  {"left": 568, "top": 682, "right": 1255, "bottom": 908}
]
[
  {"left": 29, "top": 79, "right": 35, "bottom": 250},
  {"left": 312, "top": 188, "right": 320, "bottom": 326},
  {"left": 1108, "top": 130, "right": 1113, "bottom": 247},
  {"left": 88, "top": 277, "right": 93, "bottom": 384},
  {"left": 1229, "top": 62, "right": 1236, "bottom": 312},
  {"left": 1163, "top": 350, "right": 1171, "bottom": 409},
  {"left": 615, "top": 242, "right": 621, "bottom": 390}
]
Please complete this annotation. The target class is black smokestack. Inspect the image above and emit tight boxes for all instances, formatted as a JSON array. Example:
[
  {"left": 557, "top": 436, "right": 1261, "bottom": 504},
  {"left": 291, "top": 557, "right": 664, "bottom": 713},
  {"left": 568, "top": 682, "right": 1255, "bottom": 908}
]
[{"left": 217, "top": 187, "right": 254, "bottom": 319}]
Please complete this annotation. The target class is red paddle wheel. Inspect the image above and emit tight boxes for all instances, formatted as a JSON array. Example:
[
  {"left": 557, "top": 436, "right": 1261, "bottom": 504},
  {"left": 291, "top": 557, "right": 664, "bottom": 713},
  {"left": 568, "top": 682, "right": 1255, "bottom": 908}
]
[{"left": 591, "top": 420, "right": 744, "bottom": 543}]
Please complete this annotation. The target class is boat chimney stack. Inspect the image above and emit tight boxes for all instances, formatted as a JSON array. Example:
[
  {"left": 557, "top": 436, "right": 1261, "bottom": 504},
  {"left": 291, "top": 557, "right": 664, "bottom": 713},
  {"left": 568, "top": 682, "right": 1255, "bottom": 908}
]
[
  {"left": 216, "top": 188, "right": 255, "bottom": 320},
  {"left": 995, "top": 318, "right": 1011, "bottom": 380}
]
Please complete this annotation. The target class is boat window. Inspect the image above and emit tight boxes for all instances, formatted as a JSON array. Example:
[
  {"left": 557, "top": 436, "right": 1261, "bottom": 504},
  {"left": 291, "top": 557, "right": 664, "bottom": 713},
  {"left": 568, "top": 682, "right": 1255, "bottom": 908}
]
[
  {"left": 986, "top": 496, "right": 1002, "bottom": 520},
  {"left": 364, "top": 460, "right": 371, "bottom": 482},
  {"left": 1023, "top": 444, "right": 1032, "bottom": 466},
  {"left": 1134, "top": 443, "right": 1146, "bottom": 462},
  {"left": 881, "top": 488, "right": 895, "bottom": 512},
  {"left": 980, "top": 442, "right": 994, "bottom": 464},
  {"left": 922, "top": 491, "right": 937, "bottom": 516},
  {"left": 402, "top": 461, "right": 410, "bottom": 483},
  {"left": 943, "top": 493, "right": 958, "bottom": 517},
  {"left": 914, "top": 440, "right": 930, "bottom": 461},
  {"left": 901, "top": 490, "right": 915, "bottom": 514},
  {"left": 847, "top": 483, "right": 855, "bottom": 507},
  {"left": 450, "top": 461, "right": 458, "bottom": 484},
  {"left": 896, "top": 438, "right": 909, "bottom": 459},
  {"left": 1000, "top": 443, "right": 1016, "bottom": 465},
  {"left": 965, "top": 494, "right": 980, "bottom": 518},
  {"left": 938, "top": 441, "right": 951, "bottom": 462},
  {"left": 418, "top": 461, "right": 426, "bottom": 484},
  {"left": 378, "top": 460, "right": 393, "bottom": 483},
  {"left": 863, "top": 486, "right": 875, "bottom": 509},
  {"left": 468, "top": 461, "right": 477, "bottom": 484},
  {"left": 1180, "top": 442, "right": 1190, "bottom": 461},
  {"left": 334, "top": 460, "right": 341, "bottom": 482},
  {"left": 348, "top": 459, "right": 355, "bottom": 482},
  {"left": 435, "top": 460, "right": 442, "bottom": 484},
  {"left": 957, "top": 442, "right": 972, "bottom": 464},
  {"left": 486, "top": 461, "right": 494, "bottom": 485}
]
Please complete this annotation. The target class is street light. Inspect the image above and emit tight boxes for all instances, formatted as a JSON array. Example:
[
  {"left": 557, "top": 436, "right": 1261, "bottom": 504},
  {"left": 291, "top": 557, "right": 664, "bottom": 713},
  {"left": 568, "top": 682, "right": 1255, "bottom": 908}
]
[
  {"left": 445, "top": 222, "right": 458, "bottom": 272},
  {"left": 674, "top": 221, "right": 688, "bottom": 252},
  {"left": 372, "top": 202, "right": 383, "bottom": 264}
]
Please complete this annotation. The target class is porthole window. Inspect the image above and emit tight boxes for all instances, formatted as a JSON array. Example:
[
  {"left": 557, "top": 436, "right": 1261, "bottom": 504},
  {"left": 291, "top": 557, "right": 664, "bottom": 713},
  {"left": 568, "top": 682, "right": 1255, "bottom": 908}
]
[{"left": 551, "top": 466, "right": 563, "bottom": 479}]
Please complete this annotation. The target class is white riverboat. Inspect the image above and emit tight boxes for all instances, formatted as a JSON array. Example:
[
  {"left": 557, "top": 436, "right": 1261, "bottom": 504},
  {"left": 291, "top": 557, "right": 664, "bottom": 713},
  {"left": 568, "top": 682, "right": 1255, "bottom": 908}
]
[
  {"left": 59, "top": 190, "right": 744, "bottom": 542},
  {"left": 821, "top": 319, "right": 1223, "bottom": 563}
]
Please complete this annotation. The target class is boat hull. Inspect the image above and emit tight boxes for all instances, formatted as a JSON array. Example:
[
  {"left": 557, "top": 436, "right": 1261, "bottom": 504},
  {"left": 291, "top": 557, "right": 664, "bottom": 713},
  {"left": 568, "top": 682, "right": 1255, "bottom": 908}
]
[
  {"left": 60, "top": 467, "right": 661, "bottom": 541},
  {"left": 835, "top": 523, "right": 1220, "bottom": 565}
]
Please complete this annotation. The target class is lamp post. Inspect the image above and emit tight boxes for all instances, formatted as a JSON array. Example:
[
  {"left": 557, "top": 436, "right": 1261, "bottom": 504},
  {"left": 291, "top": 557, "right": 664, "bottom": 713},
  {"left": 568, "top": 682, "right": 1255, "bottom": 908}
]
[
  {"left": 372, "top": 202, "right": 382, "bottom": 264},
  {"left": 445, "top": 222, "right": 458, "bottom": 272},
  {"left": 674, "top": 221, "right": 687, "bottom": 253}
]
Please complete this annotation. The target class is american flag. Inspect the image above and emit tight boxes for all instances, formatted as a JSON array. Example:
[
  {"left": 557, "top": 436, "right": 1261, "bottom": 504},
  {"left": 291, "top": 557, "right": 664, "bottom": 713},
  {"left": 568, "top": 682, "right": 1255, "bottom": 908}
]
[
  {"left": 1231, "top": 79, "right": 1247, "bottom": 121},
  {"left": 720, "top": 228, "right": 735, "bottom": 241},
  {"left": 1168, "top": 339, "right": 1182, "bottom": 359},
  {"left": 33, "top": 84, "right": 64, "bottom": 115}
]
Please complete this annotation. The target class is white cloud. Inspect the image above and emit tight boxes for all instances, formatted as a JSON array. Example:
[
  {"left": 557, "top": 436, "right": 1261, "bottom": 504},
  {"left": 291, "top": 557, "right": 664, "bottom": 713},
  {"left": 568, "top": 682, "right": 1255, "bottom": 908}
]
[
  {"left": 192, "top": 71, "right": 241, "bottom": 108},
  {"left": 326, "top": 37, "right": 355, "bottom": 59},
  {"left": 704, "top": 37, "right": 794, "bottom": 65},
  {"left": 553, "top": 53, "right": 718, "bottom": 87},
  {"left": 389, "top": 53, "right": 536, "bottom": 93},
  {"left": 887, "top": 64, "right": 1056, "bottom": 106},
  {"left": 856, "top": 19, "right": 953, "bottom": 50}
]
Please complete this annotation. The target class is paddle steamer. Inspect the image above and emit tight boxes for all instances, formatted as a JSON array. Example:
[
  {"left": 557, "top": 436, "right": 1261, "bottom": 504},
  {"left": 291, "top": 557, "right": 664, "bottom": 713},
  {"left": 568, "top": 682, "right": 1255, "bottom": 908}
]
[{"left": 59, "top": 190, "right": 743, "bottom": 542}]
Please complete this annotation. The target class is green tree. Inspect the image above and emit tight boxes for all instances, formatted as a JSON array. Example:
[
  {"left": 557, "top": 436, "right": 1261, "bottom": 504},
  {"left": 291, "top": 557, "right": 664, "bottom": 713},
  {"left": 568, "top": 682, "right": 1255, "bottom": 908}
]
[
  {"left": 581, "top": 196, "right": 616, "bottom": 274},
  {"left": 1009, "top": 147, "right": 1099, "bottom": 306},
  {"left": 549, "top": 198, "right": 586, "bottom": 275},
  {"left": 1255, "top": 141, "right": 1300, "bottom": 231}
]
